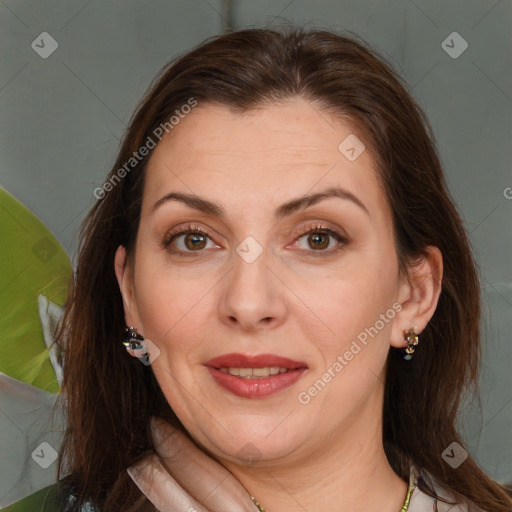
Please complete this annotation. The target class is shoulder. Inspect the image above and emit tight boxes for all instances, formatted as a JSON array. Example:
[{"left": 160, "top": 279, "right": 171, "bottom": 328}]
[{"left": 408, "top": 465, "right": 489, "bottom": 512}]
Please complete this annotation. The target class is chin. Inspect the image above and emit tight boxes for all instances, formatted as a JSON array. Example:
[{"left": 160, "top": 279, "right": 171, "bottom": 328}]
[{"left": 194, "top": 424, "right": 304, "bottom": 466}]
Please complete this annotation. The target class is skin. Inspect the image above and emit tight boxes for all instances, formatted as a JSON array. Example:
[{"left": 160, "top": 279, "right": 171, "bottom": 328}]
[{"left": 115, "top": 96, "right": 443, "bottom": 512}]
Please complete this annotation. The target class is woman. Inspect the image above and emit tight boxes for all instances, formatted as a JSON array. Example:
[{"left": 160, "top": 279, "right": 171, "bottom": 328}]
[{"left": 56, "top": 25, "right": 512, "bottom": 512}]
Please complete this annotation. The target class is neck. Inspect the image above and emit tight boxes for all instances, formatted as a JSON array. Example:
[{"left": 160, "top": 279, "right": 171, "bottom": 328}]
[{"left": 219, "top": 385, "right": 408, "bottom": 512}]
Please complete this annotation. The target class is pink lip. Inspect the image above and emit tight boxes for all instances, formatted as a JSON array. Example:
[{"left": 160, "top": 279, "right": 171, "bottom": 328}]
[
  {"left": 204, "top": 353, "right": 308, "bottom": 399},
  {"left": 206, "top": 367, "right": 308, "bottom": 399},
  {"left": 204, "top": 353, "right": 308, "bottom": 369}
]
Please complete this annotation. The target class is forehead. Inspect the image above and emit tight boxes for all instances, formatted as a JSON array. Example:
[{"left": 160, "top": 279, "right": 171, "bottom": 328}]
[{"left": 142, "top": 98, "right": 389, "bottom": 221}]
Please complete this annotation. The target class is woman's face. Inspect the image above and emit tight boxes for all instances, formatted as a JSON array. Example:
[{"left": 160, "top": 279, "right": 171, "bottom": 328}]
[{"left": 116, "top": 97, "right": 414, "bottom": 468}]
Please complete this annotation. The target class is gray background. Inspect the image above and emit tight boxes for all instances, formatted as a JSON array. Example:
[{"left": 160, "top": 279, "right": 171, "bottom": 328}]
[{"left": 1, "top": 0, "right": 511, "bottom": 484}]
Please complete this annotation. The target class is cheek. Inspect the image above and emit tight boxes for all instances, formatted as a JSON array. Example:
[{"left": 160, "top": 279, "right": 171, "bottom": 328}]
[
  {"left": 298, "top": 281, "right": 396, "bottom": 411},
  {"left": 298, "top": 258, "right": 395, "bottom": 337},
  {"left": 133, "top": 247, "right": 206, "bottom": 338},
  {"left": 293, "top": 257, "right": 398, "bottom": 387},
  {"left": 132, "top": 252, "right": 216, "bottom": 390}
]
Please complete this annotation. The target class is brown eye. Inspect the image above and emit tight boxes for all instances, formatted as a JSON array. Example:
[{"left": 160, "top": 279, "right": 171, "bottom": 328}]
[
  {"left": 307, "top": 233, "right": 330, "bottom": 250},
  {"left": 294, "top": 224, "right": 348, "bottom": 255},
  {"left": 183, "top": 232, "right": 208, "bottom": 250},
  {"left": 162, "top": 225, "right": 219, "bottom": 257}
]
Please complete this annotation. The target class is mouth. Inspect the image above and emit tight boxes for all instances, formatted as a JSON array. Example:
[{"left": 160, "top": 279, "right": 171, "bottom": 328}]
[
  {"left": 204, "top": 353, "right": 308, "bottom": 399},
  {"left": 217, "top": 366, "right": 294, "bottom": 378}
]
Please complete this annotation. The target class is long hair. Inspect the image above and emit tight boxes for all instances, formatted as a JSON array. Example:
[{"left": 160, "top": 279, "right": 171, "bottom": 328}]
[{"left": 56, "top": 24, "right": 512, "bottom": 511}]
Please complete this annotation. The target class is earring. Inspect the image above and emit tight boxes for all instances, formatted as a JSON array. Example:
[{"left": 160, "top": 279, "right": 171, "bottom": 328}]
[
  {"left": 402, "top": 327, "right": 419, "bottom": 360},
  {"left": 122, "top": 326, "right": 147, "bottom": 358}
]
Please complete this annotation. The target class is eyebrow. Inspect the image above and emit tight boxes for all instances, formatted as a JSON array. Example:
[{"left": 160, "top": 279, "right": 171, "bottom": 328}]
[{"left": 151, "top": 186, "right": 370, "bottom": 219}]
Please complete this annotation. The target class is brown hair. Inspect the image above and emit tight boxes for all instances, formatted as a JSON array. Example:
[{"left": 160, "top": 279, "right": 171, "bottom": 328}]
[{"left": 56, "top": 23, "right": 512, "bottom": 511}]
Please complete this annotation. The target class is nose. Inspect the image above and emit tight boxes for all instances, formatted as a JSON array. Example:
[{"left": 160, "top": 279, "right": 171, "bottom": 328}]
[{"left": 218, "top": 243, "right": 287, "bottom": 332}]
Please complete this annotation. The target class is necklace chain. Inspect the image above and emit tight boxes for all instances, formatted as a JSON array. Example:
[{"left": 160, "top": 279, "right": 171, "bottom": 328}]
[
  {"left": 249, "top": 469, "right": 416, "bottom": 512},
  {"left": 250, "top": 495, "right": 266, "bottom": 512}
]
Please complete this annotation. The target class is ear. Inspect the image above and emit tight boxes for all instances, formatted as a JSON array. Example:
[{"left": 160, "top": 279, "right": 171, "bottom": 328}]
[
  {"left": 390, "top": 245, "right": 443, "bottom": 349},
  {"left": 114, "top": 245, "right": 141, "bottom": 330}
]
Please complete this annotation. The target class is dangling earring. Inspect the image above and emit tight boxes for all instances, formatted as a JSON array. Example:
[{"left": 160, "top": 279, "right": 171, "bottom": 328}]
[
  {"left": 122, "top": 326, "right": 147, "bottom": 358},
  {"left": 402, "top": 327, "right": 419, "bottom": 360}
]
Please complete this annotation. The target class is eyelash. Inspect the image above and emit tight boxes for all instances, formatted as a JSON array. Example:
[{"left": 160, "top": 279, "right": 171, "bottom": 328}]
[{"left": 162, "top": 223, "right": 348, "bottom": 258}]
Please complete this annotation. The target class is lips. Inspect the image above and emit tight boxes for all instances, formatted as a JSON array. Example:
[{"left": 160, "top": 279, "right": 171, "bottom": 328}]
[
  {"left": 204, "top": 353, "right": 308, "bottom": 399},
  {"left": 204, "top": 353, "right": 308, "bottom": 370}
]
